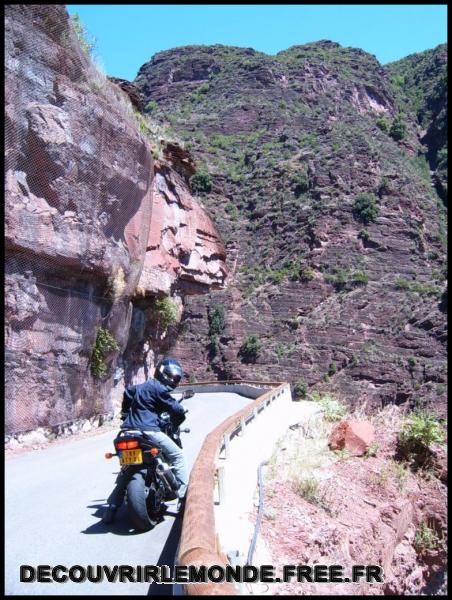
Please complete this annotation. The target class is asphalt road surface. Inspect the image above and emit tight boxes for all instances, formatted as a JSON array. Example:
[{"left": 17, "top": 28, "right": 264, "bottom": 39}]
[{"left": 5, "top": 391, "right": 251, "bottom": 596}]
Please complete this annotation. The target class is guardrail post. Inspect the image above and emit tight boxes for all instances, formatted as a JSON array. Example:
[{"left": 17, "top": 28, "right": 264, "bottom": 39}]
[
  {"left": 222, "top": 433, "right": 230, "bottom": 458},
  {"left": 240, "top": 416, "right": 246, "bottom": 434},
  {"left": 217, "top": 466, "right": 225, "bottom": 504},
  {"left": 253, "top": 406, "right": 258, "bottom": 419}
]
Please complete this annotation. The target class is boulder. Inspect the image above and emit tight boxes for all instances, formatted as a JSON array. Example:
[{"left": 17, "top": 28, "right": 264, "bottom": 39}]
[{"left": 328, "top": 420, "right": 375, "bottom": 456}]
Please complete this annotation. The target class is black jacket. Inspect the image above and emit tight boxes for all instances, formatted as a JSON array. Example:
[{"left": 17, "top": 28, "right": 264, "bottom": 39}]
[{"left": 121, "top": 378, "right": 185, "bottom": 432}]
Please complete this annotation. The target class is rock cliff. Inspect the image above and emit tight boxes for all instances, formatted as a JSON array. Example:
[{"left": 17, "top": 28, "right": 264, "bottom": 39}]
[
  {"left": 135, "top": 42, "right": 447, "bottom": 414},
  {"left": 5, "top": 6, "right": 227, "bottom": 436}
]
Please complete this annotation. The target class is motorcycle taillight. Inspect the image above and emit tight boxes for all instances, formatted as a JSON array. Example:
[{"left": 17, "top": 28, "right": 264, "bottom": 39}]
[{"left": 116, "top": 440, "right": 140, "bottom": 450}]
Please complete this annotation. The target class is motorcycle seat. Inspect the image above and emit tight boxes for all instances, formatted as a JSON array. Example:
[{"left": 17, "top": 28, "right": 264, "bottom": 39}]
[{"left": 119, "top": 429, "right": 143, "bottom": 436}]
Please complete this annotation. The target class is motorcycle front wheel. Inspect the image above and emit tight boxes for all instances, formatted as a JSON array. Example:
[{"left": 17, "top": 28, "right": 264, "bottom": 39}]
[{"left": 126, "top": 468, "right": 166, "bottom": 532}]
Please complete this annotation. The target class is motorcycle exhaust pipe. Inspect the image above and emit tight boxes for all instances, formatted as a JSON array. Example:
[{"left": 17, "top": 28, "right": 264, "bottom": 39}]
[{"left": 155, "top": 461, "right": 179, "bottom": 493}]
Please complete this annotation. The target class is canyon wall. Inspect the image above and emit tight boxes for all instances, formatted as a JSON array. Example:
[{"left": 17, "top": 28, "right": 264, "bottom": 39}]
[{"left": 5, "top": 5, "right": 227, "bottom": 436}]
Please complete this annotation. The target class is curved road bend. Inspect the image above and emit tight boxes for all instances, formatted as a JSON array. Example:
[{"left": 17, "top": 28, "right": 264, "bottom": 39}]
[{"left": 5, "top": 391, "right": 252, "bottom": 596}]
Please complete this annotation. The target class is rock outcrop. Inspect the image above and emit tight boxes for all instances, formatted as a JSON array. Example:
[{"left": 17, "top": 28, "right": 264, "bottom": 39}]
[
  {"left": 5, "top": 6, "right": 227, "bottom": 436},
  {"left": 139, "top": 155, "right": 227, "bottom": 296},
  {"left": 328, "top": 420, "right": 375, "bottom": 456}
]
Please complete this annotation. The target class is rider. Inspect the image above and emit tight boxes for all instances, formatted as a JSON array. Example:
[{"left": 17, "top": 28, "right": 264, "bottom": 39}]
[{"left": 103, "top": 357, "right": 188, "bottom": 522}]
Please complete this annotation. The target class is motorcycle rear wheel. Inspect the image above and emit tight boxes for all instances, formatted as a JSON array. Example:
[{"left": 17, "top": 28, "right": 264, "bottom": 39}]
[{"left": 126, "top": 469, "right": 166, "bottom": 532}]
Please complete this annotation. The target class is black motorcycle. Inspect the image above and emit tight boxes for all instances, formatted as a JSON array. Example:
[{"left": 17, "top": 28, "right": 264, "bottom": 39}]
[{"left": 103, "top": 388, "right": 194, "bottom": 531}]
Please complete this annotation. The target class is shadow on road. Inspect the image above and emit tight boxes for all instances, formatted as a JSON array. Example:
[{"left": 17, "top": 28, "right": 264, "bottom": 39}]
[
  {"left": 82, "top": 503, "right": 142, "bottom": 536},
  {"left": 147, "top": 510, "right": 184, "bottom": 596},
  {"left": 82, "top": 502, "right": 179, "bottom": 539}
]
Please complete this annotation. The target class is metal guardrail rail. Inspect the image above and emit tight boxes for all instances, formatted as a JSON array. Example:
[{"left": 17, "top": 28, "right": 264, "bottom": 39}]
[{"left": 176, "top": 380, "right": 289, "bottom": 595}]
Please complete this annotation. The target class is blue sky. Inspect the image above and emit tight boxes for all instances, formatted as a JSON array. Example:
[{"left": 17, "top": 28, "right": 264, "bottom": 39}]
[{"left": 66, "top": 4, "right": 447, "bottom": 80}]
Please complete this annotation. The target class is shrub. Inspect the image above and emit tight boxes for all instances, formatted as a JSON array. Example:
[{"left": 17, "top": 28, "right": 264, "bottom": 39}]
[
  {"left": 376, "top": 116, "right": 390, "bottom": 132},
  {"left": 394, "top": 278, "right": 441, "bottom": 297},
  {"left": 239, "top": 335, "right": 262, "bottom": 363},
  {"left": 352, "top": 193, "right": 379, "bottom": 224},
  {"left": 414, "top": 522, "right": 440, "bottom": 553},
  {"left": 197, "top": 82, "right": 210, "bottom": 94},
  {"left": 154, "top": 296, "right": 178, "bottom": 329},
  {"left": 134, "top": 111, "right": 152, "bottom": 137},
  {"left": 364, "top": 442, "right": 380, "bottom": 458},
  {"left": 324, "top": 269, "right": 348, "bottom": 290},
  {"left": 395, "top": 277, "right": 411, "bottom": 290},
  {"left": 352, "top": 270, "right": 369, "bottom": 285},
  {"left": 90, "top": 327, "right": 119, "bottom": 379},
  {"left": 70, "top": 13, "right": 96, "bottom": 57},
  {"left": 311, "top": 393, "right": 347, "bottom": 422},
  {"left": 407, "top": 356, "right": 416, "bottom": 370},
  {"left": 436, "top": 146, "right": 447, "bottom": 169},
  {"left": 389, "top": 115, "right": 407, "bottom": 141},
  {"left": 300, "top": 268, "right": 315, "bottom": 282},
  {"left": 294, "top": 379, "right": 308, "bottom": 399},
  {"left": 398, "top": 411, "right": 445, "bottom": 464},
  {"left": 292, "top": 170, "right": 309, "bottom": 196},
  {"left": 190, "top": 170, "right": 212, "bottom": 193},
  {"left": 359, "top": 228, "right": 370, "bottom": 241},
  {"left": 145, "top": 100, "right": 159, "bottom": 113},
  {"left": 378, "top": 177, "right": 391, "bottom": 195},
  {"left": 209, "top": 304, "right": 225, "bottom": 337},
  {"left": 328, "top": 362, "right": 337, "bottom": 376},
  {"left": 208, "top": 304, "right": 225, "bottom": 357}
]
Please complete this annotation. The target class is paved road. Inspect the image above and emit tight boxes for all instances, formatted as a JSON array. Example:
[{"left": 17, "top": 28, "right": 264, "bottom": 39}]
[{"left": 5, "top": 391, "right": 251, "bottom": 596}]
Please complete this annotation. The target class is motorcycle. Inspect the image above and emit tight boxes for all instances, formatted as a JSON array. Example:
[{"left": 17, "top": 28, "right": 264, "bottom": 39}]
[{"left": 103, "top": 388, "right": 194, "bottom": 531}]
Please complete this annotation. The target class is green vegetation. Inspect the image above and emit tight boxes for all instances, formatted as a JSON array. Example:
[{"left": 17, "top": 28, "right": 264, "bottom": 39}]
[
  {"left": 310, "top": 392, "right": 347, "bottom": 422},
  {"left": 239, "top": 335, "right": 262, "bottom": 363},
  {"left": 190, "top": 170, "right": 212, "bottom": 193},
  {"left": 208, "top": 304, "right": 225, "bottom": 357},
  {"left": 293, "top": 379, "right": 308, "bottom": 399},
  {"left": 292, "top": 169, "right": 309, "bottom": 195},
  {"left": 398, "top": 411, "right": 445, "bottom": 466},
  {"left": 378, "top": 177, "right": 391, "bottom": 196},
  {"left": 376, "top": 116, "right": 390, "bottom": 132},
  {"left": 407, "top": 356, "right": 416, "bottom": 370},
  {"left": 90, "top": 327, "right": 119, "bottom": 379},
  {"left": 394, "top": 278, "right": 441, "bottom": 297},
  {"left": 352, "top": 193, "right": 379, "bottom": 224},
  {"left": 324, "top": 268, "right": 369, "bottom": 290},
  {"left": 293, "top": 477, "right": 319, "bottom": 502},
  {"left": 364, "top": 442, "right": 379, "bottom": 458},
  {"left": 145, "top": 100, "right": 159, "bottom": 113},
  {"left": 328, "top": 362, "right": 337, "bottom": 376},
  {"left": 400, "top": 411, "right": 445, "bottom": 448},
  {"left": 70, "top": 13, "right": 96, "bottom": 57},
  {"left": 358, "top": 228, "right": 370, "bottom": 241},
  {"left": 154, "top": 296, "right": 178, "bottom": 329},
  {"left": 414, "top": 521, "right": 440, "bottom": 553},
  {"left": 134, "top": 111, "right": 152, "bottom": 137},
  {"left": 389, "top": 115, "right": 407, "bottom": 141}
]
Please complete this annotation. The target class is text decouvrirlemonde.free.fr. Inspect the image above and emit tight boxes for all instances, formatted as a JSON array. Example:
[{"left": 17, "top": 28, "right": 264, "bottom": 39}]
[{"left": 21, "top": 564, "right": 384, "bottom": 584}]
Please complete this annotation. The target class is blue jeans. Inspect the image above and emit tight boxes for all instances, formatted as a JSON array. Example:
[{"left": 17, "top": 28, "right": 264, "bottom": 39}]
[{"left": 145, "top": 430, "right": 188, "bottom": 498}]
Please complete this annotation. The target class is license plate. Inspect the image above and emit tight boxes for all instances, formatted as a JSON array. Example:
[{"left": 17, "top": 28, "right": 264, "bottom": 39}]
[{"left": 119, "top": 449, "right": 143, "bottom": 465}]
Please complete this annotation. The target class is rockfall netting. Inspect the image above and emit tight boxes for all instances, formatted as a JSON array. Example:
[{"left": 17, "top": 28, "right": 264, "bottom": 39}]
[{"left": 5, "top": 5, "right": 153, "bottom": 435}]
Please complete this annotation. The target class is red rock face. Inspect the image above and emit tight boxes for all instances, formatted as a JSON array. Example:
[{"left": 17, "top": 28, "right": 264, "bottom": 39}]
[
  {"left": 4, "top": 5, "right": 227, "bottom": 435},
  {"left": 328, "top": 420, "right": 375, "bottom": 456},
  {"left": 139, "top": 160, "right": 227, "bottom": 295}
]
